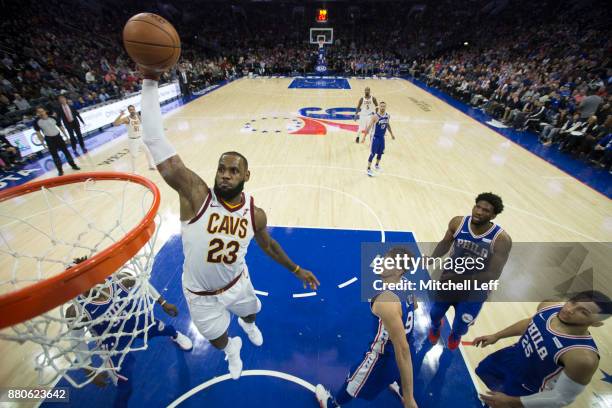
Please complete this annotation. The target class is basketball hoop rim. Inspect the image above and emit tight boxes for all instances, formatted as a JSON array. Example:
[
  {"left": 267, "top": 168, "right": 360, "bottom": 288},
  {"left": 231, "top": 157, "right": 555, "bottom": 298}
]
[{"left": 0, "top": 172, "right": 160, "bottom": 330}]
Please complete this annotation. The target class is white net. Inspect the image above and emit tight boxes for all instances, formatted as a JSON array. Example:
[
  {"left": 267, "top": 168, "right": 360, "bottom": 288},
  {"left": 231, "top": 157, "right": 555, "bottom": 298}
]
[{"left": 0, "top": 175, "right": 160, "bottom": 388}]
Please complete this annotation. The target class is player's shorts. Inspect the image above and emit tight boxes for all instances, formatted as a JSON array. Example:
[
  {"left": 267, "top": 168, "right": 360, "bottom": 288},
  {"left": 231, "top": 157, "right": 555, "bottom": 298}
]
[
  {"left": 183, "top": 267, "right": 262, "bottom": 340},
  {"left": 128, "top": 136, "right": 145, "bottom": 158},
  {"left": 475, "top": 345, "right": 535, "bottom": 397},
  {"left": 345, "top": 350, "right": 399, "bottom": 400},
  {"left": 371, "top": 136, "right": 385, "bottom": 156},
  {"left": 358, "top": 112, "right": 374, "bottom": 134}
]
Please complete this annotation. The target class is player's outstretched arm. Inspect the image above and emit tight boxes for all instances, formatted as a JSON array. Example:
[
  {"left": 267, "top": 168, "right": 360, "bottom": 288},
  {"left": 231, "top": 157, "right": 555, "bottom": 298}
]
[
  {"left": 387, "top": 122, "right": 396, "bottom": 139},
  {"left": 116, "top": 273, "right": 178, "bottom": 317},
  {"left": 112, "top": 110, "right": 128, "bottom": 127},
  {"left": 140, "top": 75, "right": 209, "bottom": 220},
  {"left": 373, "top": 294, "right": 418, "bottom": 408},
  {"left": 253, "top": 206, "right": 320, "bottom": 290},
  {"left": 472, "top": 316, "right": 531, "bottom": 347},
  {"left": 429, "top": 216, "right": 463, "bottom": 258},
  {"left": 355, "top": 97, "right": 363, "bottom": 120}
]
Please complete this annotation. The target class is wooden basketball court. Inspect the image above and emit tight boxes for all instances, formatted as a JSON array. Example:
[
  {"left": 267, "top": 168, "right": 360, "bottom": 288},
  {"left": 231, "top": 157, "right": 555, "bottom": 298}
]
[{"left": 1, "top": 77, "right": 610, "bottom": 407}]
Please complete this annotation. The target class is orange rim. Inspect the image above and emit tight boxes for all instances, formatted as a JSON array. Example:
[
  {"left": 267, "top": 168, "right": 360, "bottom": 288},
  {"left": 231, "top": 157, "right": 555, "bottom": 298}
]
[{"left": 0, "top": 172, "right": 160, "bottom": 329}]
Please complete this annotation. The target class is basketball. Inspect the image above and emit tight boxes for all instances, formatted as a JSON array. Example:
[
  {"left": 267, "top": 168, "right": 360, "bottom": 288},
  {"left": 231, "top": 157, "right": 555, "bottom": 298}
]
[{"left": 122, "top": 13, "right": 181, "bottom": 72}]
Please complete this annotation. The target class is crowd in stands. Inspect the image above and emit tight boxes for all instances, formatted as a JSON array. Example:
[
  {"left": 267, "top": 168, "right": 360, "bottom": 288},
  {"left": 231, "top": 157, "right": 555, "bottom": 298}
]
[
  {"left": 414, "top": 0, "right": 611, "bottom": 170},
  {"left": 0, "top": 0, "right": 610, "bottom": 172}
]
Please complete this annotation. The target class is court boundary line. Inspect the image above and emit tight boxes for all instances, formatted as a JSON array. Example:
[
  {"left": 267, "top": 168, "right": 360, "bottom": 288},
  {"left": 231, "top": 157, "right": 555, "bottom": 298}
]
[
  {"left": 402, "top": 77, "right": 611, "bottom": 200},
  {"left": 292, "top": 292, "right": 317, "bottom": 298},
  {"left": 167, "top": 369, "right": 317, "bottom": 407},
  {"left": 338, "top": 277, "right": 358, "bottom": 288}
]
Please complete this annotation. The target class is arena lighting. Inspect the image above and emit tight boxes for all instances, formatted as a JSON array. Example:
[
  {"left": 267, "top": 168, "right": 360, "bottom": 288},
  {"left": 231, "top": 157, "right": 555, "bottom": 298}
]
[
  {"left": 464, "top": 41, "right": 469, "bottom": 46},
  {"left": 317, "top": 8, "right": 328, "bottom": 23}
]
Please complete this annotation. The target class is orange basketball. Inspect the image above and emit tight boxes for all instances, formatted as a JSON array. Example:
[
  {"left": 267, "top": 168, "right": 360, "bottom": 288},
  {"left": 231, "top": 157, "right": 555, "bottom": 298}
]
[{"left": 122, "top": 13, "right": 181, "bottom": 72}]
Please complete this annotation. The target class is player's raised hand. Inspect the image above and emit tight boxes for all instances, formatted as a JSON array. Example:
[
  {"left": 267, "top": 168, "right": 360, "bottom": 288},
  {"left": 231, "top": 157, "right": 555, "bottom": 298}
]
[
  {"left": 479, "top": 391, "right": 519, "bottom": 407},
  {"left": 138, "top": 65, "right": 161, "bottom": 81},
  {"left": 162, "top": 301, "right": 179, "bottom": 317},
  {"left": 472, "top": 334, "right": 499, "bottom": 348},
  {"left": 295, "top": 267, "right": 320, "bottom": 290}
]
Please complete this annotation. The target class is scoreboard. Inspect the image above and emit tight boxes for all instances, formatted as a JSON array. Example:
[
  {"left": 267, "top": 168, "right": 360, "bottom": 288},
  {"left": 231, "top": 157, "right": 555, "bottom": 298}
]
[{"left": 316, "top": 8, "right": 328, "bottom": 23}]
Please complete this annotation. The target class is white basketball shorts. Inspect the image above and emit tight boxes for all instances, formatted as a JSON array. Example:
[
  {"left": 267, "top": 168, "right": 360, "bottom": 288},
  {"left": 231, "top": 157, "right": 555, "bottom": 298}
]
[
  {"left": 359, "top": 112, "right": 373, "bottom": 134},
  {"left": 183, "top": 267, "right": 261, "bottom": 340}
]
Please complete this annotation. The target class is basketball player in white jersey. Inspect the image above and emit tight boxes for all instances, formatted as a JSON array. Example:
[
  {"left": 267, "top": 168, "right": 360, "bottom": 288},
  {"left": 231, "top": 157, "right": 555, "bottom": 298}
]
[
  {"left": 137, "top": 69, "right": 320, "bottom": 380},
  {"left": 113, "top": 105, "right": 156, "bottom": 171},
  {"left": 354, "top": 87, "right": 378, "bottom": 143}
]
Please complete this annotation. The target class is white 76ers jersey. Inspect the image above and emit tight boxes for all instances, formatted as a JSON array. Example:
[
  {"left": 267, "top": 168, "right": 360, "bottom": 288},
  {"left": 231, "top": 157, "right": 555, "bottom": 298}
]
[
  {"left": 181, "top": 190, "right": 256, "bottom": 291},
  {"left": 362, "top": 96, "right": 375, "bottom": 115}
]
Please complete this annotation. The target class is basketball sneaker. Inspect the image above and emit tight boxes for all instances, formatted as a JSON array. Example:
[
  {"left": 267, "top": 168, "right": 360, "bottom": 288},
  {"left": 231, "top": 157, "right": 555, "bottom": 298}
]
[
  {"left": 171, "top": 331, "right": 193, "bottom": 351},
  {"left": 448, "top": 332, "right": 461, "bottom": 350},
  {"left": 224, "top": 336, "right": 243, "bottom": 379},
  {"left": 367, "top": 169, "right": 374, "bottom": 177},
  {"left": 315, "top": 384, "right": 339, "bottom": 408},
  {"left": 375, "top": 164, "right": 382, "bottom": 171},
  {"left": 238, "top": 318, "right": 263, "bottom": 346}
]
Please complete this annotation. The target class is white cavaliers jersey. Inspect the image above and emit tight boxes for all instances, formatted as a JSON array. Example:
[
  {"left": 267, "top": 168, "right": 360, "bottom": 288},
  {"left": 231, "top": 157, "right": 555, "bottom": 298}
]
[
  {"left": 127, "top": 115, "right": 142, "bottom": 139},
  {"left": 181, "top": 190, "right": 256, "bottom": 292},
  {"left": 362, "top": 96, "right": 376, "bottom": 115}
]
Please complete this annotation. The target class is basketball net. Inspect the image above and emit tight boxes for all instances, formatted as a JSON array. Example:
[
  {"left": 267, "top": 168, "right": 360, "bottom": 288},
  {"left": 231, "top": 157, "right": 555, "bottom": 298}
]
[{"left": 0, "top": 173, "right": 161, "bottom": 388}]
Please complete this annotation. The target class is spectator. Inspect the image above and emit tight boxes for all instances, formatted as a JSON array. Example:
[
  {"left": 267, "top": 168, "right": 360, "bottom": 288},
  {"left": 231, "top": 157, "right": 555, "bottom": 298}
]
[
  {"left": 85, "top": 70, "right": 95, "bottom": 84},
  {"left": 588, "top": 133, "right": 612, "bottom": 169},
  {"left": 12, "top": 93, "right": 31, "bottom": 110},
  {"left": 56, "top": 95, "right": 87, "bottom": 154},
  {"left": 578, "top": 89, "right": 603, "bottom": 120},
  {"left": 98, "top": 89, "right": 111, "bottom": 102},
  {"left": 0, "top": 135, "right": 23, "bottom": 170},
  {"left": 0, "top": 93, "right": 10, "bottom": 114}
]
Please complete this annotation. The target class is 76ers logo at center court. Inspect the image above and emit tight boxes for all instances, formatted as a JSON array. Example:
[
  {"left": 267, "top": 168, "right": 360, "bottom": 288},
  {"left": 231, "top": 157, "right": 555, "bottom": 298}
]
[{"left": 242, "top": 107, "right": 359, "bottom": 136}]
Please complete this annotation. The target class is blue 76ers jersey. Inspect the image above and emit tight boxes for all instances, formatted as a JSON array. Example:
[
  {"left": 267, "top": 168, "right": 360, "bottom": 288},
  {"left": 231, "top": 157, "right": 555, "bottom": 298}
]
[
  {"left": 372, "top": 113, "right": 390, "bottom": 139},
  {"left": 76, "top": 279, "right": 146, "bottom": 351},
  {"left": 514, "top": 305, "right": 598, "bottom": 393},
  {"left": 449, "top": 215, "right": 503, "bottom": 275},
  {"left": 368, "top": 291, "right": 415, "bottom": 355}
]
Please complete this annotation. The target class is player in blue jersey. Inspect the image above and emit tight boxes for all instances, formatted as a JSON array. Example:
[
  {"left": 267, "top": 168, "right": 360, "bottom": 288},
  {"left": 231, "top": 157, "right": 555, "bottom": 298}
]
[
  {"left": 472, "top": 290, "right": 610, "bottom": 407},
  {"left": 65, "top": 257, "right": 192, "bottom": 404},
  {"left": 362, "top": 101, "right": 395, "bottom": 177},
  {"left": 427, "top": 192, "right": 512, "bottom": 350},
  {"left": 315, "top": 247, "right": 418, "bottom": 408}
]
